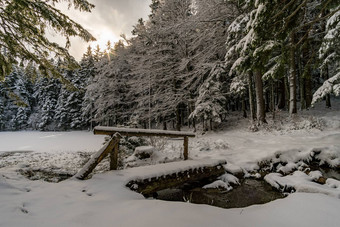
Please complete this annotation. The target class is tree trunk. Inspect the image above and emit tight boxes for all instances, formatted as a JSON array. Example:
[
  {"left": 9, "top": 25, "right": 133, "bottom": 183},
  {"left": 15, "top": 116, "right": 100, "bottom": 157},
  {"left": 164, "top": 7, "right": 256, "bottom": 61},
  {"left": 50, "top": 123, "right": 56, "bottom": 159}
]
[
  {"left": 302, "top": 40, "right": 312, "bottom": 109},
  {"left": 193, "top": 117, "right": 196, "bottom": 132},
  {"left": 299, "top": 76, "right": 306, "bottom": 110},
  {"left": 247, "top": 71, "right": 256, "bottom": 121},
  {"left": 326, "top": 95, "right": 331, "bottom": 108},
  {"left": 242, "top": 98, "right": 247, "bottom": 118},
  {"left": 271, "top": 79, "right": 275, "bottom": 120},
  {"left": 285, "top": 76, "right": 290, "bottom": 110},
  {"left": 324, "top": 66, "right": 331, "bottom": 108},
  {"left": 289, "top": 32, "right": 297, "bottom": 115},
  {"left": 277, "top": 78, "right": 286, "bottom": 109},
  {"left": 254, "top": 70, "right": 266, "bottom": 124},
  {"left": 176, "top": 106, "right": 181, "bottom": 131},
  {"left": 305, "top": 74, "right": 312, "bottom": 109},
  {"left": 265, "top": 90, "right": 270, "bottom": 113}
]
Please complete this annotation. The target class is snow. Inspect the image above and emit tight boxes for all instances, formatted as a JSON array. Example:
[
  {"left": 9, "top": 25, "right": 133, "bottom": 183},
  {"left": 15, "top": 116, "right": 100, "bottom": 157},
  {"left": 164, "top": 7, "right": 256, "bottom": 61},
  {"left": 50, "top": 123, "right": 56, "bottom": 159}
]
[
  {"left": 312, "top": 72, "right": 340, "bottom": 104},
  {"left": 134, "top": 145, "right": 155, "bottom": 155},
  {"left": 1, "top": 103, "right": 340, "bottom": 226},
  {"left": 205, "top": 173, "right": 241, "bottom": 191},
  {"left": 123, "top": 159, "right": 226, "bottom": 182},
  {"left": 203, "top": 180, "right": 232, "bottom": 191},
  {"left": 219, "top": 173, "right": 240, "bottom": 185},
  {"left": 1, "top": 174, "right": 340, "bottom": 227},
  {"left": 326, "top": 178, "right": 340, "bottom": 189},
  {"left": 309, "top": 170, "right": 323, "bottom": 181},
  {"left": 0, "top": 131, "right": 106, "bottom": 153},
  {"left": 264, "top": 171, "right": 340, "bottom": 198}
]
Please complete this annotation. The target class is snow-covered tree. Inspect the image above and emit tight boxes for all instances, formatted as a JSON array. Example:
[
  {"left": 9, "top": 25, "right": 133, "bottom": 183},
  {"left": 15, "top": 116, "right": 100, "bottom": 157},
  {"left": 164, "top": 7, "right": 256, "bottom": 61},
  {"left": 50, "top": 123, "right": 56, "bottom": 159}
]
[
  {"left": 189, "top": 64, "right": 227, "bottom": 128},
  {"left": 32, "top": 76, "right": 61, "bottom": 130},
  {"left": 313, "top": 5, "right": 340, "bottom": 104},
  {"left": 55, "top": 69, "right": 87, "bottom": 130},
  {"left": 1, "top": 65, "right": 33, "bottom": 130}
]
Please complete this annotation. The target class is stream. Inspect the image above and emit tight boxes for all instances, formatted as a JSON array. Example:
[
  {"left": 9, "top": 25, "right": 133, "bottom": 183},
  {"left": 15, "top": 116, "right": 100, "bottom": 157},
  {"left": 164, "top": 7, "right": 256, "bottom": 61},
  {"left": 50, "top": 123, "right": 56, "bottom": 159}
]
[{"left": 156, "top": 178, "right": 285, "bottom": 209}]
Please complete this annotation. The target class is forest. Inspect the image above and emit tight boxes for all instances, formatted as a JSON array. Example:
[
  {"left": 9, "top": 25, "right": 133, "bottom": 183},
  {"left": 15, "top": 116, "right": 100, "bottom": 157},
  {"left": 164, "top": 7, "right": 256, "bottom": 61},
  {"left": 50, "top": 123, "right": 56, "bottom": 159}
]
[{"left": 0, "top": 0, "right": 339, "bottom": 131}]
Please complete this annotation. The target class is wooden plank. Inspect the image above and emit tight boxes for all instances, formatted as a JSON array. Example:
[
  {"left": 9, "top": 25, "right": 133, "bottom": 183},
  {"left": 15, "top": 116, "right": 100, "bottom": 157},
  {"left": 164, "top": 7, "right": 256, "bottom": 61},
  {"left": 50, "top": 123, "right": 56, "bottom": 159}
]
[
  {"left": 126, "top": 161, "right": 226, "bottom": 196},
  {"left": 74, "top": 133, "right": 121, "bottom": 180},
  {"left": 110, "top": 138, "right": 120, "bottom": 170},
  {"left": 94, "top": 126, "right": 195, "bottom": 138},
  {"left": 183, "top": 136, "right": 188, "bottom": 160}
]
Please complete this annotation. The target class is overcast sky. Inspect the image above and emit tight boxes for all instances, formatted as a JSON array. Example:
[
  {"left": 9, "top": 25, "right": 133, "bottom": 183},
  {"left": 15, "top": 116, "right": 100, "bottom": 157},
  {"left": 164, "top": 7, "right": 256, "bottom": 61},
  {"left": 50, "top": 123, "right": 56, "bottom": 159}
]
[{"left": 51, "top": 0, "right": 151, "bottom": 60}]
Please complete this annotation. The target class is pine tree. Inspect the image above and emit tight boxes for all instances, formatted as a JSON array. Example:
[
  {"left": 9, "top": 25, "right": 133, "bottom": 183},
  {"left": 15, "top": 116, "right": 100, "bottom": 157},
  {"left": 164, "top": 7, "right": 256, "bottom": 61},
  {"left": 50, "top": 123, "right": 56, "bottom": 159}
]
[
  {"left": 55, "top": 67, "right": 87, "bottom": 130},
  {"left": 0, "top": 82, "right": 5, "bottom": 130},
  {"left": 80, "top": 47, "right": 97, "bottom": 129},
  {"left": 313, "top": 5, "right": 340, "bottom": 104},
  {"left": 0, "top": 0, "right": 95, "bottom": 80},
  {"left": 33, "top": 77, "right": 61, "bottom": 130},
  {"left": 189, "top": 64, "right": 227, "bottom": 129},
  {"left": 1, "top": 65, "right": 33, "bottom": 130}
]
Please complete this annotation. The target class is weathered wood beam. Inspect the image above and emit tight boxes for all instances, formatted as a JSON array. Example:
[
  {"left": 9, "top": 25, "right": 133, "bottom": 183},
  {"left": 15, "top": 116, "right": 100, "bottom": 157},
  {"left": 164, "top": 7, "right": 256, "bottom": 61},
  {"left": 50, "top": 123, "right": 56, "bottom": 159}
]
[
  {"left": 183, "top": 136, "right": 188, "bottom": 160},
  {"left": 126, "top": 162, "right": 226, "bottom": 196},
  {"left": 74, "top": 133, "right": 121, "bottom": 180},
  {"left": 110, "top": 138, "right": 120, "bottom": 170},
  {"left": 94, "top": 126, "right": 195, "bottom": 138}
]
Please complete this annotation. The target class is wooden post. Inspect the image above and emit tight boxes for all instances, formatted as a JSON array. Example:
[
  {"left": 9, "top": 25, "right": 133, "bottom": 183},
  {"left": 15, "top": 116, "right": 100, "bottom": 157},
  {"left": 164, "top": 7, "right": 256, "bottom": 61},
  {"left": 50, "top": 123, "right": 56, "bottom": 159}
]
[
  {"left": 183, "top": 136, "right": 188, "bottom": 160},
  {"left": 75, "top": 133, "right": 121, "bottom": 180},
  {"left": 110, "top": 138, "right": 120, "bottom": 170}
]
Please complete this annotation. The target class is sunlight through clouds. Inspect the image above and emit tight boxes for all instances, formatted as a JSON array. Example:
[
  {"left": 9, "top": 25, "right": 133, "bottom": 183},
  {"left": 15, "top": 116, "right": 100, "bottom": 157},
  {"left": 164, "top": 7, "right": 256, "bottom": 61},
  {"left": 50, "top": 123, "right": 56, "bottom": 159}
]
[{"left": 53, "top": 0, "right": 151, "bottom": 60}]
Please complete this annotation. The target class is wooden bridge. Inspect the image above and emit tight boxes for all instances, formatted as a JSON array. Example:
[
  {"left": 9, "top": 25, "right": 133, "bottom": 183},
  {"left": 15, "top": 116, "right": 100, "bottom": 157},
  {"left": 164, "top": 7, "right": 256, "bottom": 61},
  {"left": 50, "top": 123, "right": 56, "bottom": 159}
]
[
  {"left": 74, "top": 127, "right": 226, "bottom": 196},
  {"left": 75, "top": 126, "right": 196, "bottom": 180},
  {"left": 125, "top": 159, "right": 226, "bottom": 196}
]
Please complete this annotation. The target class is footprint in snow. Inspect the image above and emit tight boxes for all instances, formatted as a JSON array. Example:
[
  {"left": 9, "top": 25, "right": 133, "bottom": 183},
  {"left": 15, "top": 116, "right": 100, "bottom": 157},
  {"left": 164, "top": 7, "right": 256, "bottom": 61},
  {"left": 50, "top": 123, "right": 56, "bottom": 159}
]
[
  {"left": 81, "top": 189, "right": 93, "bottom": 197},
  {"left": 19, "top": 203, "right": 29, "bottom": 214}
]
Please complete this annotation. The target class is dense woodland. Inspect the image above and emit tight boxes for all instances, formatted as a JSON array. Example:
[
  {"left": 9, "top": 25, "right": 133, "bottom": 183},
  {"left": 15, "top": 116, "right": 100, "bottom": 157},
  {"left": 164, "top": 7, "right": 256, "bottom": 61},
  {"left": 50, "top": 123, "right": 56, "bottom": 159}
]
[{"left": 0, "top": 0, "right": 339, "bottom": 131}]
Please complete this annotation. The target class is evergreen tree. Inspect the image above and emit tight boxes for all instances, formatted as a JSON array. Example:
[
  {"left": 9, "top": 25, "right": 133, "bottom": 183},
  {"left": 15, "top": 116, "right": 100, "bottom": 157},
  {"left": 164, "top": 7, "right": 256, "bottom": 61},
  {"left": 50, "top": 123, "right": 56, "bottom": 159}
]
[
  {"left": 0, "top": 82, "right": 5, "bottom": 130},
  {"left": 80, "top": 47, "right": 97, "bottom": 129},
  {"left": 1, "top": 65, "right": 33, "bottom": 130},
  {"left": 55, "top": 67, "right": 87, "bottom": 130},
  {"left": 33, "top": 77, "right": 61, "bottom": 130},
  {"left": 313, "top": 5, "right": 340, "bottom": 104},
  {"left": 189, "top": 64, "right": 227, "bottom": 129},
  {"left": 0, "top": 0, "right": 95, "bottom": 79}
]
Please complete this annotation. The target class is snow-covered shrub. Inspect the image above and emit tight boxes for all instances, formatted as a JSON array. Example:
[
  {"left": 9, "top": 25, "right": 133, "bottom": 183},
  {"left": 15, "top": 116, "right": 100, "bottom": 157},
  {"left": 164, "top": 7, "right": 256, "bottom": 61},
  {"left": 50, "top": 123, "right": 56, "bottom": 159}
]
[
  {"left": 148, "top": 137, "right": 168, "bottom": 151},
  {"left": 289, "top": 116, "right": 325, "bottom": 131},
  {"left": 133, "top": 146, "right": 155, "bottom": 159},
  {"left": 119, "top": 136, "right": 148, "bottom": 157}
]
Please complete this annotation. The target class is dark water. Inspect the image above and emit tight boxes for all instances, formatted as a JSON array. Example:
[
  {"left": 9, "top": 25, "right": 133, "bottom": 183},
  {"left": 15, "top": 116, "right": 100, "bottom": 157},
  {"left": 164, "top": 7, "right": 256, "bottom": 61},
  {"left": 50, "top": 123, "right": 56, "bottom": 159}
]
[{"left": 156, "top": 178, "right": 285, "bottom": 209}]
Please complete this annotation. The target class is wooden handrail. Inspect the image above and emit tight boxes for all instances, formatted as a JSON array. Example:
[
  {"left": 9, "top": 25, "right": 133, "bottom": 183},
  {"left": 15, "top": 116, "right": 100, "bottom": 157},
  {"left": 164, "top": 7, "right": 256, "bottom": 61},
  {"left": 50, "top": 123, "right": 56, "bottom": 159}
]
[
  {"left": 94, "top": 126, "right": 195, "bottom": 138},
  {"left": 93, "top": 126, "right": 195, "bottom": 167}
]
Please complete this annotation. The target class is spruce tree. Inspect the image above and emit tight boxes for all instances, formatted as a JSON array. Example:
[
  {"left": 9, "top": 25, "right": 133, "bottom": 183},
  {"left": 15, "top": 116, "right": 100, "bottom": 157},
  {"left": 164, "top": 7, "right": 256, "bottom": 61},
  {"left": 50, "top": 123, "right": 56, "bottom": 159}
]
[{"left": 0, "top": 0, "right": 95, "bottom": 80}]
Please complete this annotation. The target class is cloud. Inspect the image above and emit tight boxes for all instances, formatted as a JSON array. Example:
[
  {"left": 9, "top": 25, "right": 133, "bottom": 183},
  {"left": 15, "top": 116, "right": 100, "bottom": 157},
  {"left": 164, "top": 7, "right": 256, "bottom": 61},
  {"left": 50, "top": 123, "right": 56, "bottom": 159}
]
[{"left": 54, "top": 0, "right": 151, "bottom": 60}]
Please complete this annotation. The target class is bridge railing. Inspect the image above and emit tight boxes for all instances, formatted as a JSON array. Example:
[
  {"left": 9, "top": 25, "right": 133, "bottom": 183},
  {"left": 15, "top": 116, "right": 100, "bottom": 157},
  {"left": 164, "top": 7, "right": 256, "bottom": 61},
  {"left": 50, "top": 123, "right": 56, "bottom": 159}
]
[
  {"left": 94, "top": 126, "right": 195, "bottom": 165},
  {"left": 75, "top": 127, "right": 196, "bottom": 180}
]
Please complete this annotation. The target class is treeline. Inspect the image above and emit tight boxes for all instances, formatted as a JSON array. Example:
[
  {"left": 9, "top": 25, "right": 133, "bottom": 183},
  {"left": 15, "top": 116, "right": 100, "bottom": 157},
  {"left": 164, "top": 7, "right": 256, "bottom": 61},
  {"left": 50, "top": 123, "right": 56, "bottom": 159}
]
[
  {"left": 1, "top": 0, "right": 339, "bottom": 132},
  {"left": 0, "top": 58, "right": 93, "bottom": 131},
  {"left": 86, "top": 0, "right": 339, "bottom": 130}
]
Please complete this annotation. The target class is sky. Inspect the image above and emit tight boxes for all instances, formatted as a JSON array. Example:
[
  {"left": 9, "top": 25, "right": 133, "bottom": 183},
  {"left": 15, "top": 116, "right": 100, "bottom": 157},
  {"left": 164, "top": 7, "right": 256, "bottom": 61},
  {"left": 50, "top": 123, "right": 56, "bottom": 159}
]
[{"left": 50, "top": 0, "right": 151, "bottom": 60}]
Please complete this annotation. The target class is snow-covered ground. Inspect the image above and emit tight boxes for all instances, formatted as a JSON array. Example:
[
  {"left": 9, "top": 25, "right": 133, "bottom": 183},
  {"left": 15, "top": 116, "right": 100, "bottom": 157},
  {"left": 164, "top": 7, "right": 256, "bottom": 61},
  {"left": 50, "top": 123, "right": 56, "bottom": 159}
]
[{"left": 1, "top": 100, "right": 340, "bottom": 227}]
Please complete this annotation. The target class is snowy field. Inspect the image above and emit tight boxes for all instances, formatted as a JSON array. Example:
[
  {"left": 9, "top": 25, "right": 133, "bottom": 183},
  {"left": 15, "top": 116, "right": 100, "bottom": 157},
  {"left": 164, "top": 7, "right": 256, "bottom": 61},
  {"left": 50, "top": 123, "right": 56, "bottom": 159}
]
[{"left": 1, "top": 101, "right": 340, "bottom": 226}]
